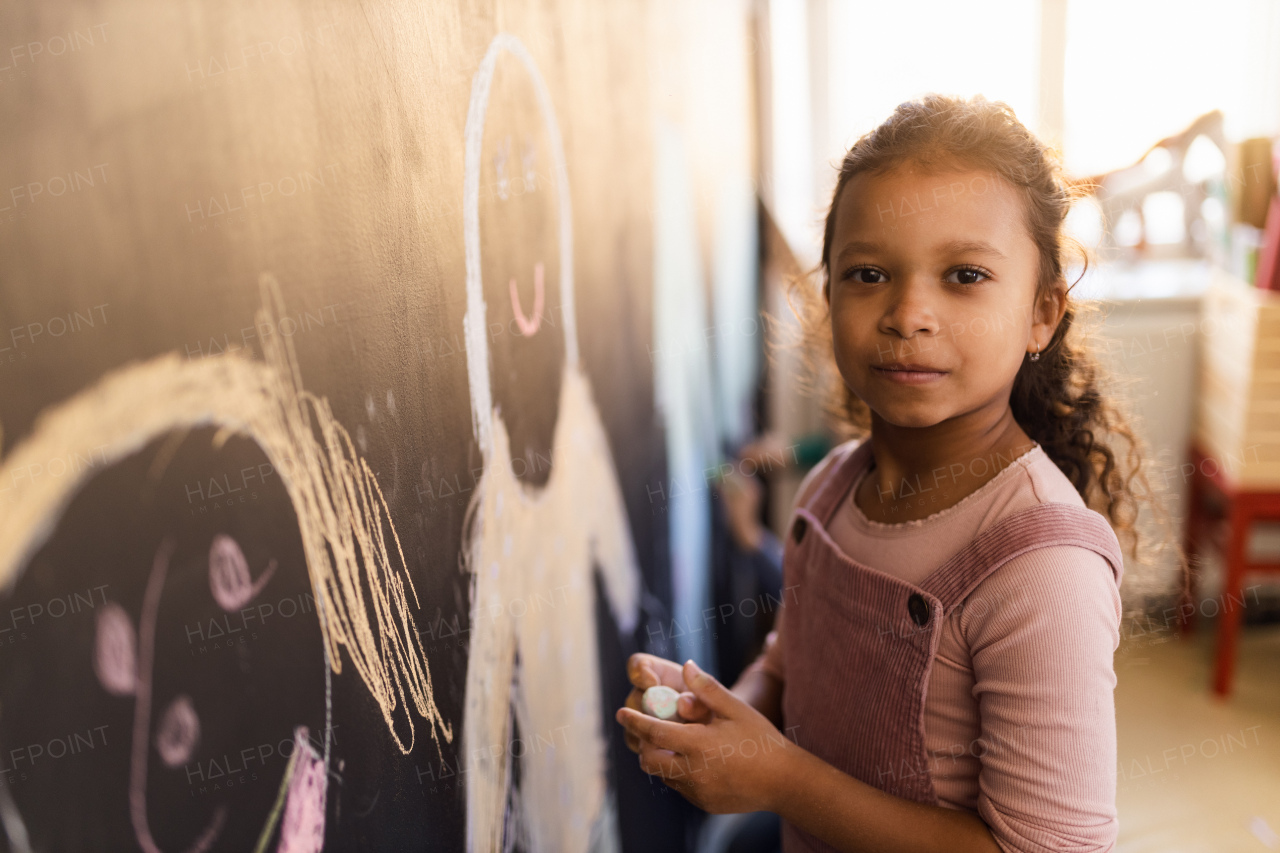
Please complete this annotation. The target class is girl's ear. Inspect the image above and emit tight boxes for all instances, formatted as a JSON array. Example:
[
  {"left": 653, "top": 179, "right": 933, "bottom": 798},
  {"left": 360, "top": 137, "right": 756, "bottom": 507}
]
[{"left": 1031, "top": 280, "right": 1069, "bottom": 349}]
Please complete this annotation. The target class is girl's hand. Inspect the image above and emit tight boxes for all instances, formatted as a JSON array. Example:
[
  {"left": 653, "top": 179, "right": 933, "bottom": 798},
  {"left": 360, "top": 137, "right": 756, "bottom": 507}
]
[
  {"left": 621, "top": 654, "right": 711, "bottom": 753},
  {"left": 616, "top": 659, "right": 796, "bottom": 815}
]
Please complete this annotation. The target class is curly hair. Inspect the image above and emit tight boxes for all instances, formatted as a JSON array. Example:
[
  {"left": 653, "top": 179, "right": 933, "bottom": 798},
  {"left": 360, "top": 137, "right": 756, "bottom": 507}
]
[{"left": 786, "top": 94, "right": 1185, "bottom": 623}]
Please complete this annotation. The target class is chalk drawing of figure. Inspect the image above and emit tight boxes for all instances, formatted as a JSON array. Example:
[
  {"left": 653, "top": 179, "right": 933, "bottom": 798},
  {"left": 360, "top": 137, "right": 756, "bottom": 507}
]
[
  {"left": 0, "top": 278, "right": 451, "bottom": 850},
  {"left": 459, "top": 34, "right": 640, "bottom": 853},
  {"left": 90, "top": 533, "right": 325, "bottom": 853}
]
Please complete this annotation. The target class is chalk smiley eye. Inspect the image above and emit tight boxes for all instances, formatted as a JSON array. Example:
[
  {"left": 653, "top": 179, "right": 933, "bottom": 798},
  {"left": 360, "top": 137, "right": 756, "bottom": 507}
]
[
  {"left": 522, "top": 139, "right": 537, "bottom": 185},
  {"left": 93, "top": 602, "right": 138, "bottom": 696},
  {"left": 209, "top": 533, "right": 277, "bottom": 612},
  {"left": 494, "top": 135, "right": 512, "bottom": 200},
  {"left": 154, "top": 694, "right": 200, "bottom": 767}
]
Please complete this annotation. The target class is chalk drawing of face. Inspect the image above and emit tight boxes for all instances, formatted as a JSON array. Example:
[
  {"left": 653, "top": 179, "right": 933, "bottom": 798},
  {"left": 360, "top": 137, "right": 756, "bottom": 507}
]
[
  {"left": 7, "top": 459, "right": 328, "bottom": 852},
  {"left": 478, "top": 80, "right": 564, "bottom": 488},
  {"left": 459, "top": 34, "right": 640, "bottom": 853},
  {"left": 0, "top": 279, "right": 452, "bottom": 851}
]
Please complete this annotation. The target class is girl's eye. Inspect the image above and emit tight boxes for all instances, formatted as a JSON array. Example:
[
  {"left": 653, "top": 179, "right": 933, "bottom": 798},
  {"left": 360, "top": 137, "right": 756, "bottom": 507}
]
[
  {"left": 946, "top": 266, "right": 991, "bottom": 286},
  {"left": 844, "top": 267, "right": 886, "bottom": 284}
]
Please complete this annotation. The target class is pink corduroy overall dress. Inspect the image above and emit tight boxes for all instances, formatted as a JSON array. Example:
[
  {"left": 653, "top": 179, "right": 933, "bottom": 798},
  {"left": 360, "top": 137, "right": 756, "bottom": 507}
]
[{"left": 779, "top": 441, "right": 1124, "bottom": 852}]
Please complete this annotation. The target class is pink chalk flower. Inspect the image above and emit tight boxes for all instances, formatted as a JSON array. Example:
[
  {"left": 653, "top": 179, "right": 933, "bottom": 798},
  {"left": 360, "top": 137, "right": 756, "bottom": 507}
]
[
  {"left": 93, "top": 602, "right": 137, "bottom": 696},
  {"left": 209, "top": 534, "right": 277, "bottom": 612},
  {"left": 278, "top": 726, "right": 326, "bottom": 853}
]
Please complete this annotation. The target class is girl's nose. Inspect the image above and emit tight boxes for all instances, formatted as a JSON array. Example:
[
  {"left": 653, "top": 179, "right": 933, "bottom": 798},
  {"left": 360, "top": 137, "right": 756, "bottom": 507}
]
[{"left": 878, "top": 278, "right": 941, "bottom": 340}]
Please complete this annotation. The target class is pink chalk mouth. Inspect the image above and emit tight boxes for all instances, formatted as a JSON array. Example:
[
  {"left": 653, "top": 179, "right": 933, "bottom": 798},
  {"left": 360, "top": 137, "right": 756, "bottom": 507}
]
[{"left": 509, "top": 262, "right": 546, "bottom": 337}]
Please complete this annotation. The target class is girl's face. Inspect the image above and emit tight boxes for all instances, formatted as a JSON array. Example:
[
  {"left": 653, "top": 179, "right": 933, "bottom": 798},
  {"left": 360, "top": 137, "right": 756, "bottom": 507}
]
[{"left": 826, "top": 162, "right": 1058, "bottom": 430}]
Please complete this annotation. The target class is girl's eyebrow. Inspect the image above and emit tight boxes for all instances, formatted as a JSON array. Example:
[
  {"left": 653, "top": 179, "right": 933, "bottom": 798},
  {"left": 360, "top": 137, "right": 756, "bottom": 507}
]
[
  {"left": 938, "top": 239, "right": 1007, "bottom": 260},
  {"left": 834, "top": 240, "right": 886, "bottom": 263},
  {"left": 835, "top": 238, "right": 1009, "bottom": 263}
]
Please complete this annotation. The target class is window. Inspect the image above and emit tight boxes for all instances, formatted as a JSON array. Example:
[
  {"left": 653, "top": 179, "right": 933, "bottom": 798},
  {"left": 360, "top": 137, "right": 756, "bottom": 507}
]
[{"left": 1063, "top": 0, "right": 1280, "bottom": 176}]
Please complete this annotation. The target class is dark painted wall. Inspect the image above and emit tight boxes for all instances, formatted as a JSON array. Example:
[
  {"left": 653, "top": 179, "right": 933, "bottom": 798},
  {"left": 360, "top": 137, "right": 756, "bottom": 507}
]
[{"left": 0, "top": 2, "right": 756, "bottom": 850}]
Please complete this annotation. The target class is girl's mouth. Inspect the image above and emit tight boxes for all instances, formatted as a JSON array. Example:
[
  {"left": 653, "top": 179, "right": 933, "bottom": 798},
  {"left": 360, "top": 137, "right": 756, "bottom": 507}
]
[{"left": 871, "top": 362, "right": 948, "bottom": 385}]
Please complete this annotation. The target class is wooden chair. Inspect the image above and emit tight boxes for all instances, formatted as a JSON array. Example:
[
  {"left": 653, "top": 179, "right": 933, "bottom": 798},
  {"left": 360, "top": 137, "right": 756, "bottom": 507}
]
[
  {"left": 1180, "top": 269, "right": 1280, "bottom": 696},
  {"left": 1179, "top": 443, "right": 1280, "bottom": 696}
]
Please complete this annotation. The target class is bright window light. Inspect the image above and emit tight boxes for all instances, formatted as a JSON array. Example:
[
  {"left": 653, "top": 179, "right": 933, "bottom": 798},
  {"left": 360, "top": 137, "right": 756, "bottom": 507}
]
[
  {"left": 1063, "top": 0, "right": 1280, "bottom": 176},
  {"left": 824, "top": 0, "right": 1038, "bottom": 163}
]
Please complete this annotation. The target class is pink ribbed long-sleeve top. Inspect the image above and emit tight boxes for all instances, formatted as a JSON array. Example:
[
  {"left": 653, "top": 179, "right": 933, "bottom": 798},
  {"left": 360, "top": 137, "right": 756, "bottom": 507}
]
[{"left": 757, "top": 443, "right": 1122, "bottom": 853}]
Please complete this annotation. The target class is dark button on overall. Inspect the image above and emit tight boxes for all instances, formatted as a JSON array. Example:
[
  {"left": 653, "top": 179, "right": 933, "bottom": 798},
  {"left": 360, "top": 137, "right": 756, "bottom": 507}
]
[
  {"left": 907, "top": 593, "right": 931, "bottom": 627},
  {"left": 793, "top": 516, "right": 808, "bottom": 543}
]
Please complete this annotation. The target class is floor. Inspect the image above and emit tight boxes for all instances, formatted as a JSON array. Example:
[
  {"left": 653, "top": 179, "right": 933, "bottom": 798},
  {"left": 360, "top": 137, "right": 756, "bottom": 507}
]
[{"left": 1116, "top": 619, "right": 1280, "bottom": 851}]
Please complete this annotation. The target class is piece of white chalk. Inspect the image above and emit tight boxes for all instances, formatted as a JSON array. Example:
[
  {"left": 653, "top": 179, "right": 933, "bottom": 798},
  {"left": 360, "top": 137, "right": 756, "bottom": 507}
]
[{"left": 641, "top": 685, "right": 680, "bottom": 720}]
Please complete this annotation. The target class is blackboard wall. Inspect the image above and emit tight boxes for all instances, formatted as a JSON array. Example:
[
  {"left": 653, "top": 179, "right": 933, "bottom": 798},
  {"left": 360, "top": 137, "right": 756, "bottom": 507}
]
[{"left": 0, "top": 1, "right": 757, "bottom": 851}]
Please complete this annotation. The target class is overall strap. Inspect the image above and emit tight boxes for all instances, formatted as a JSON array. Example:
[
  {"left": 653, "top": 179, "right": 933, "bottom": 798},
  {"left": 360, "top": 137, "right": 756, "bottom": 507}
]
[
  {"left": 918, "top": 502, "right": 1124, "bottom": 614},
  {"left": 800, "top": 440, "right": 875, "bottom": 526}
]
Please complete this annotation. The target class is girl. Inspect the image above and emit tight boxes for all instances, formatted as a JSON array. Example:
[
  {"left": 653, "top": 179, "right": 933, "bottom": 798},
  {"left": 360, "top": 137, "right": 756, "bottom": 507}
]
[{"left": 616, "top": 95, "right": 1170, "bottom": 853}]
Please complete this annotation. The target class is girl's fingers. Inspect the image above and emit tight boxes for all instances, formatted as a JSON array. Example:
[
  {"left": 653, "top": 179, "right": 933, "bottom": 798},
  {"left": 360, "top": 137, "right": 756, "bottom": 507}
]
[
  {"left": 677, "top": 692, "right": 712, "bottom": 723},
  {"left": 626, "top": 654, "right": 658, "bottom": 689},
  {"left": 681, "top": 660, "right": 740, "bottom": 718},
  {"left": 637, "top": 742, "right": 704, "bottom": 809},
  {"left": 637, "top": 741, "right": 687, "bottom": 783},
  {"left": 622, "top": 688, "right": 645, "bottom": 752},
  {"left": 626, "top": 653, "right": 688, "bottom": 691},
  {"left": 615, "top": 707, "right": 696, "bottom": 754}
]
